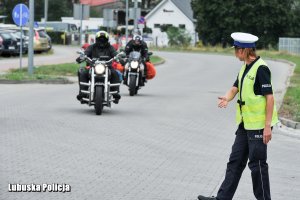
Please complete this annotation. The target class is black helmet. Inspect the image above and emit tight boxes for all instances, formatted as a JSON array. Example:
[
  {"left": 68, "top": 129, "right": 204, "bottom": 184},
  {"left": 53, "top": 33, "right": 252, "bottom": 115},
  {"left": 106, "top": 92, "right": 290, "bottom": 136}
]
[{"left": 95, "top": 31, "right": 109, "bottom": 46}]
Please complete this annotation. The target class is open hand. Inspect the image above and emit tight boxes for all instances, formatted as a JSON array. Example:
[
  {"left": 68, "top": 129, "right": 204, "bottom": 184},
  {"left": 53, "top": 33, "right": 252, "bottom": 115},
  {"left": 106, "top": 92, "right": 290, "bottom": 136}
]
[{"left": 218, "top": 96, "right": 228, "bottom": 108}]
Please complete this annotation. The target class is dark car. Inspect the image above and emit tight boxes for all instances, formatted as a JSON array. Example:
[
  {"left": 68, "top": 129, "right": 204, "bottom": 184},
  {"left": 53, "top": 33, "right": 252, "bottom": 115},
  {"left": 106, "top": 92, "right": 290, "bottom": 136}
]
[
  {"left": 0, "top": 36, "right": 3, "bottom": 55},
  {"left": 11, "top": 31, "right": 29, "bottom": 54},
  {"left": 0, "top": 30, "right": 21, "bottom": 56},
  {"left": 1, "top": 26, "right": 51, "bottom": 53}
]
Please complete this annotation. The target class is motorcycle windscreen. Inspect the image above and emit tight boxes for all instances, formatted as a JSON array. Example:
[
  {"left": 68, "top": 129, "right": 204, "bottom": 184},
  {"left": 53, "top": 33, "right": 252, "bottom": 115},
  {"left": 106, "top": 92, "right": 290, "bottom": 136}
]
[{"left": 129, "top": 51, "right": 141, "bottom": 61}]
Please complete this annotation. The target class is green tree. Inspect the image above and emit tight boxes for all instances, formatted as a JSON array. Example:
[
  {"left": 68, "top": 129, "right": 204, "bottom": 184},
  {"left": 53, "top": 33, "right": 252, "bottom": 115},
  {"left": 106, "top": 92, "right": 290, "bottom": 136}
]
[
  {"left": 35, "top": 0, "right": 72, "bottom": 21},
  {"left": 191, "top": 0, "right": 297, "bottom": 48},
  {"left": 0, "top": 0, "right": 29, "bottom": 24},
  {"left": 288, "top": 0, "right": 300, "bottom": 36},
  {"left": 0, "top": 0, "right": 71, "bottom": 24}
]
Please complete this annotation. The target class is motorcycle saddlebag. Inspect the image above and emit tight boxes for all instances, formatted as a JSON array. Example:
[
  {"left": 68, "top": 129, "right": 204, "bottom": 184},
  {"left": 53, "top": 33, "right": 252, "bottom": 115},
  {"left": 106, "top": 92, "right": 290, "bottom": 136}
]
[
  {"left": 146, "top": 62, "right": 156, "bottom": 80},
  {"left": 112, "top": 61, "right": 124, "bottom": 72}
]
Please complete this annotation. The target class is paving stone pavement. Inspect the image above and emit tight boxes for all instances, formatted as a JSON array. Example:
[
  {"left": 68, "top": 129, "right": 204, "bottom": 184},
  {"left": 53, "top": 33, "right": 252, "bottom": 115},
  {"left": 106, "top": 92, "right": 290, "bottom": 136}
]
[{"left": 0, "top": 52, "right": 299, "bottom": 200}]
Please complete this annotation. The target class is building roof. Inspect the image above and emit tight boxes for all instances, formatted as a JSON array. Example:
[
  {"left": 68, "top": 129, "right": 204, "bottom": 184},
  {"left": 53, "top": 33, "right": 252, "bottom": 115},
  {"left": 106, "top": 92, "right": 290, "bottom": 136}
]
[
  {"left": 171, "top": 0, "right": 194, "bottom": 22},
  {"left": 145, "top": 0, "right": 194, "bottom": 22},
  {"left": 80, "top": 0, "right": 117, "bottom": 6}
]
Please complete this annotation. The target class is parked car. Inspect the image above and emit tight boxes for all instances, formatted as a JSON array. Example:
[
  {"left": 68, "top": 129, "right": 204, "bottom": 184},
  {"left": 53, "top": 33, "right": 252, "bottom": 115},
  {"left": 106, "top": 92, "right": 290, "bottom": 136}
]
[
  {"left": 11, "top": 31, "right": 29, "bottom": 54},
  {"left": 0, "top": 35, "right": 3, "bottom": 56},
  {"left": 33, "top": 28, "right": 51, "bottom": 52},
  {"left": 0, "top": 30, "right": 27, "bottom": 56},
  {"left": 0, "top": 25, "right": 51, "bottom": 53}
]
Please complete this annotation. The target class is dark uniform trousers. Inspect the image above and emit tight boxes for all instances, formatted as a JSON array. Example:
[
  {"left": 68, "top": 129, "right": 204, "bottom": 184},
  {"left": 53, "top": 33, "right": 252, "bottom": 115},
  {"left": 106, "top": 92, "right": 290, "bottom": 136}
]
[{"left": 216, "top": 126, "right": 271, "bottom": 200}]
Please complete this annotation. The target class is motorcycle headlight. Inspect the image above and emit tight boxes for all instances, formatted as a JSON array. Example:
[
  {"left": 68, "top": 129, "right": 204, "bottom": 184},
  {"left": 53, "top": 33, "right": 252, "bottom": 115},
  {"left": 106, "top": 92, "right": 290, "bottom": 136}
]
[
  {"left": 130, "top": 61, "right": 139, "bottom": 69},
  {"left": 95, "top": 64, "right": 105, "bottom": 74}
]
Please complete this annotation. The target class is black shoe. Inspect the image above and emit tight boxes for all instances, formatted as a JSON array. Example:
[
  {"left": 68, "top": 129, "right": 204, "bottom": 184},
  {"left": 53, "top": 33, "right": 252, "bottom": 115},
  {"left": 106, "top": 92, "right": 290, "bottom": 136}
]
[
  {"left": 76, "top": 94, "right": 83, "bottom": 101},
  {"left": 140, "top": 81, "right": 145, "bottom": 86},
  {"left": 77, "top": 94, "right": 87, "bottom": 104},
  {"left": 113, "top": 94, "right": 121, "bottom": 104},
  {"left": 198, "top": 195, "right": 217, "bottom": 200}
]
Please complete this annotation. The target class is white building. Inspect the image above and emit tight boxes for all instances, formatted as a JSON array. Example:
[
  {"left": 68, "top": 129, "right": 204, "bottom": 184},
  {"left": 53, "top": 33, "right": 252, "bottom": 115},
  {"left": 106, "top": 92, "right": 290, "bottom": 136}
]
[{"left": 145, "top": 0, "right": 197, "bottom": 47}]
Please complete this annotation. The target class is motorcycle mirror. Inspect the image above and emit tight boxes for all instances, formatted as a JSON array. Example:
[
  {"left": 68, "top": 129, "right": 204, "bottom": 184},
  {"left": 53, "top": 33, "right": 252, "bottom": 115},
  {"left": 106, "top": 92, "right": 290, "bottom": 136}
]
[{"left": 76, "top": 48, "right": 84, "bottom": 54}]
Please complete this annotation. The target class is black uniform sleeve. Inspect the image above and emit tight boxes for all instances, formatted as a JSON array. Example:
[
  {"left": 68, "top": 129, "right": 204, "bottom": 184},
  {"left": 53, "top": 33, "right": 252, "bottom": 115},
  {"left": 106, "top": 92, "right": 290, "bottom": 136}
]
[
  {"left": 125, "top": 40, "right": 133, "bottom": 56},
  {"left": 256, "top": 65, "right": 273, "bottom": 95},
  {"left": 233, "top": 75, "right": 238, "bottom": 87},
  {"left": 109, "top": 45, "right": 118, "bottom": 58},
  {"left": 141, "top": 41, "right": 149, "bottom": 60}
]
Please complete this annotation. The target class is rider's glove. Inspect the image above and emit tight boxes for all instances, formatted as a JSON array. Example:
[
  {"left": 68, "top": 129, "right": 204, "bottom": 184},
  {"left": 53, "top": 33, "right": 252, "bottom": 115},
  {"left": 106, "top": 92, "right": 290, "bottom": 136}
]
[
  {"left": 76, "top": 57, "right": 84, "bottom": 63},
  {"left": 119, "top": 59, "right": 126, "bottom": 66}
]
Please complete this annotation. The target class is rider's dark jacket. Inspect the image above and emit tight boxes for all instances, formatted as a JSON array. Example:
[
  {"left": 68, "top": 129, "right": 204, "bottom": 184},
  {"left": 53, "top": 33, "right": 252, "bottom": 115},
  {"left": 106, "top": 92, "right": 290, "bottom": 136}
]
[
  {"left": 84, "top": 42, "right": 117, "bottom": 67},
  {"left": 125, "top": 40, "right": 149, "bottom": 61}
]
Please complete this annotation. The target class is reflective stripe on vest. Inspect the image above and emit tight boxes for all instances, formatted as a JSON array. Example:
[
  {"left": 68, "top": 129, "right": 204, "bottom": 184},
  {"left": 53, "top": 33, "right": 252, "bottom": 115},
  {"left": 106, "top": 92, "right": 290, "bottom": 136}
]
[{"left": 236, "top": 58, "right": 279, "bottom": 130}]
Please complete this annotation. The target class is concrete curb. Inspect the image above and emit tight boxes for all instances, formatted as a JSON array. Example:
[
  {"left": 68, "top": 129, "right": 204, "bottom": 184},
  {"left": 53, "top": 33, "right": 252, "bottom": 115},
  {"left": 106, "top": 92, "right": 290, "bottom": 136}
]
[
  {"left": 279, "top": 117, "right": 300, "bottom": 129},
  {"left": 0, "top": 78, "right": 73, "bottom": 84}
]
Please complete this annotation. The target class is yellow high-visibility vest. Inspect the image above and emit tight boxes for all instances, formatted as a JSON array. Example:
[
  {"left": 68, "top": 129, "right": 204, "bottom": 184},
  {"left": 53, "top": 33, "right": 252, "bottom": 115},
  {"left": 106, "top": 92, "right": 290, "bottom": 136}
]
[{"left": 236, "top": 58, "right": 278, "bottom": 130}]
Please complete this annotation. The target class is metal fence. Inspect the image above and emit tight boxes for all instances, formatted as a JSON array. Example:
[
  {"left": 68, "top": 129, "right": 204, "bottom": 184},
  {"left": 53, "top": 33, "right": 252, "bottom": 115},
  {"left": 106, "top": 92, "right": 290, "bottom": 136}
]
[{"left": 279, "top": 37, "right": 300, "bottom": 55}]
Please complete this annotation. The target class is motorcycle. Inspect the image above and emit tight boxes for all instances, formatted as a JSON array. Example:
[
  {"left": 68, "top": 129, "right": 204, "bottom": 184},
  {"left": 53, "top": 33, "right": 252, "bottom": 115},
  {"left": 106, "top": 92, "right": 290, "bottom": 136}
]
[
  {"left": 124, "top": 51, "right": 153, "bottom": 96},
  {"left": 77, "top": 49, "right": 125, "bottom": 115}
]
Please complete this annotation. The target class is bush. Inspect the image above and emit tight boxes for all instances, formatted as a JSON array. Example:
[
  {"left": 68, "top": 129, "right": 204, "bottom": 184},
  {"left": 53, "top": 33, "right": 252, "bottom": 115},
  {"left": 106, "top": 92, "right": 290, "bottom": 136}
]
[{"left": 166, "top": 26, "right": 191, "bottom": 47}]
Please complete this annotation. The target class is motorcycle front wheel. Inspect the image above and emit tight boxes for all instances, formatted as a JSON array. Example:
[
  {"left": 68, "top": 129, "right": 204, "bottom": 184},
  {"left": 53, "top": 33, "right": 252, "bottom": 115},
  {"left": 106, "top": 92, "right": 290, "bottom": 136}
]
[
  {"left": 129, "top": 75, "right": 137, "bottom": 96},
  {"left": 94, "top": 86, "right": 104, "bottom": 115}
]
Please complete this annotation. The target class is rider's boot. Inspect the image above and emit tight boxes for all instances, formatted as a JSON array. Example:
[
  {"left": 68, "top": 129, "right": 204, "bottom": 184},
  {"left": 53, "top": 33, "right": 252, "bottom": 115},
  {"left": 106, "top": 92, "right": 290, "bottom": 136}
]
[{"left": 113, "top": 93, "right": 121, "bottom": 104}]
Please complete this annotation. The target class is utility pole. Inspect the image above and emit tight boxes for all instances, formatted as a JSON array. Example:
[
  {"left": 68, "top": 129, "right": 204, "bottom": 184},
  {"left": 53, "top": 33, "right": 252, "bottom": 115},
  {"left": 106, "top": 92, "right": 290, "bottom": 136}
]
[
  {"left": 28, "top": 0, "right": 34, "bottom": 75},
  {"left": 44, "top": 0, "right": 48, "bottom": 22},
  {"left": 125, "top": 0, "right": 128, "bottom": 43},
  {"left": 134, "top": 0, "right": 138, "bottom": 31},
  {"left": 79, "top": 3, "right": 83, "bottom": 45}
]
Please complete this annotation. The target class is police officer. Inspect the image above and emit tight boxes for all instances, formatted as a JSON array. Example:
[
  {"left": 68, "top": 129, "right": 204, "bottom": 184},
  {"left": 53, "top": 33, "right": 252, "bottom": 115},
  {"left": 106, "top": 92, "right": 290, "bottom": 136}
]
[
  {"left": 76, "top": 30, "right": 121, "bottom": 104},
  {"left": 198, "top": 32, "right": 279, "bottom": 200},
  {"left": 124, "top": 34, "right": 149, "bottom": 85}
]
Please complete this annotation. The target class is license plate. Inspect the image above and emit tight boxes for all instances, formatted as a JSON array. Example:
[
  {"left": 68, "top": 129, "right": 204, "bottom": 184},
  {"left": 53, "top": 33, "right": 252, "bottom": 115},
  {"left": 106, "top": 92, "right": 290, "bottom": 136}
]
[{"left": 9, "top": 46, "right": 15, "bottom": 50}]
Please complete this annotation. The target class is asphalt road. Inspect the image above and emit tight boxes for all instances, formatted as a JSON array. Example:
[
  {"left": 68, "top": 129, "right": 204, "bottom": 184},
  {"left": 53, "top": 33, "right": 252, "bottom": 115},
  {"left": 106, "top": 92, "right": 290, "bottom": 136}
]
[{"left": 0, "top": 49, "right": 300, "bottom": 200}]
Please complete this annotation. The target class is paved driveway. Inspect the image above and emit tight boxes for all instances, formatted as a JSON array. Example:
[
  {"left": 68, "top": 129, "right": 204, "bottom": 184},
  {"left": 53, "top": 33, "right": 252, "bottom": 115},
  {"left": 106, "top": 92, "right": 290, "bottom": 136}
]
[
  {"left": 0, "top": 45, "right": 79, "bottom": 71},
  {"left": 0, "top": 51, "right": 299, "bottom": 200}
]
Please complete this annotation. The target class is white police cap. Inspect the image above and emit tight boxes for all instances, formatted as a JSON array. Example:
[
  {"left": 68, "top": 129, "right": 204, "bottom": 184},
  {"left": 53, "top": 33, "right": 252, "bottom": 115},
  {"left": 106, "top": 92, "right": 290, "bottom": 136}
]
[{"left": 231, "top": 32, "right": 258, "bottom": 48}]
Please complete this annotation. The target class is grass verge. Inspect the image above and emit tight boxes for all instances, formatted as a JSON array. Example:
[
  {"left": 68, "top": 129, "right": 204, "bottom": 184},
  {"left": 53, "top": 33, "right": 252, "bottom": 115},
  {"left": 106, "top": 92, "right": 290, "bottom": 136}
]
[{"left": 257, "top": 51, "right": 300, "bottom": 122}]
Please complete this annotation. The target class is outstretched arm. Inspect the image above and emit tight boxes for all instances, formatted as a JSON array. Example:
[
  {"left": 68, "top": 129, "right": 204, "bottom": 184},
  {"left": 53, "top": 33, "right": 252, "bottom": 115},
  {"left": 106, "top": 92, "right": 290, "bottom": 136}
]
[{"left": 218, "top": 86, "right": 239, "bottom": 108}]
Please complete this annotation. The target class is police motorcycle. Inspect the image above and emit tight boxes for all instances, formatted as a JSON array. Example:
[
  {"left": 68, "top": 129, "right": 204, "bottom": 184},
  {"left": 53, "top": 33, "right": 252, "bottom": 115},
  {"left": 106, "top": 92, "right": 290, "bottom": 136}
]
[
  {"left": 123, "top": 51, "right": 153, "bottom": 96},
  {"left": 77, "top": 49, "right": 125, "bottom": 115}
]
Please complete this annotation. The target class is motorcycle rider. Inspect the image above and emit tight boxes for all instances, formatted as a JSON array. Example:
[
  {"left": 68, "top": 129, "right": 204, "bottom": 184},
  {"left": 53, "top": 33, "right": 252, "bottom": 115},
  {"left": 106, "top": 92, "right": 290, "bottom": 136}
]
[
  {"left": 124, "top": 34, "right": 149, "bottom": 85},
  {"left": 76, "top": 30, "right": 121, "bottom": 104}
]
